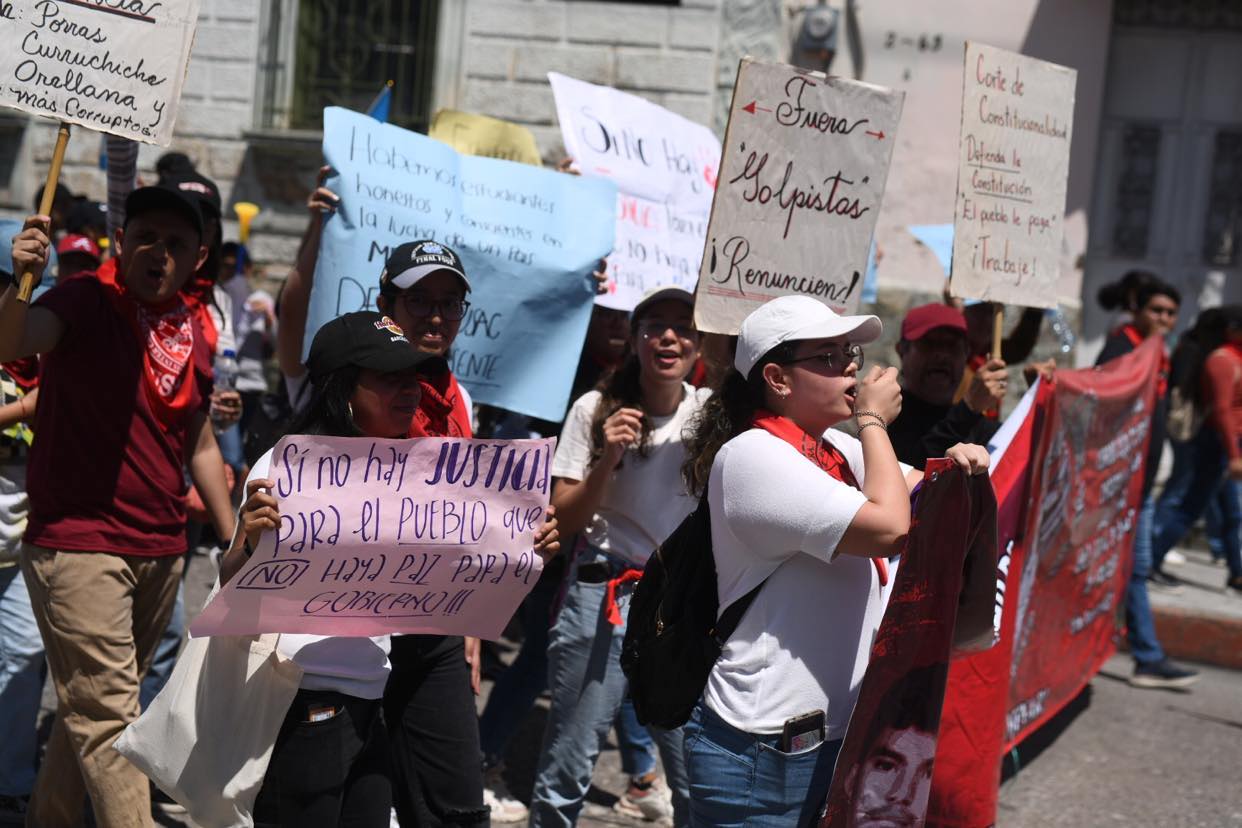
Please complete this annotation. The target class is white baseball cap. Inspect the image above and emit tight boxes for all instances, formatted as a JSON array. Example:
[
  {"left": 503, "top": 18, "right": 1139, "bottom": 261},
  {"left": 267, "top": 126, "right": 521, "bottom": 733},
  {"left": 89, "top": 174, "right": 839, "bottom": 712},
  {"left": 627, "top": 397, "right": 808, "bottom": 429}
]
[
  {"left": 735, "top": 296, "right": 882, "bottom": 376},
  {"left": 632, "top": 285, "right": 694, "bottom": 320}
]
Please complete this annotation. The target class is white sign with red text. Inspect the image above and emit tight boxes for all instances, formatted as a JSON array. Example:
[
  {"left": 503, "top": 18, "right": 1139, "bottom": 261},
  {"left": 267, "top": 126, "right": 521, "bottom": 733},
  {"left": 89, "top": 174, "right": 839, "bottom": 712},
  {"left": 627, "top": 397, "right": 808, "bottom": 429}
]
[
  {"left": 694, "top": 58, "right": 903, "bottom": 334},
  {"left": 949, "top": 42, "right": 1076, "bottom": 309}
]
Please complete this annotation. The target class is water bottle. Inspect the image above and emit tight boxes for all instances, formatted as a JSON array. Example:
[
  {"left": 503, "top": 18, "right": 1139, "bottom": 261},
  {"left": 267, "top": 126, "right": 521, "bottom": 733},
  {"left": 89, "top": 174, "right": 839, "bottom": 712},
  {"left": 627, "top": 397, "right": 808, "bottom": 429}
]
[
  {"left": 214, "top": 349, "right": 239, "bottom": 393},
  {"left": 1046, "top": 307, "right": 1076, "bottom": 354}
]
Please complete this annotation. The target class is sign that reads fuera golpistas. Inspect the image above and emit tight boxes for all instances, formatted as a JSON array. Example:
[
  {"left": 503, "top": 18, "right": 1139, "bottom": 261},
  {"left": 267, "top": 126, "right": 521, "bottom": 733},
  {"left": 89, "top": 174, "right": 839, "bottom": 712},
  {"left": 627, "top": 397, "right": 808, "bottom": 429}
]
[
  {"left": 694, "top": 57, "right": 904, "bottom": 334},
  {"left": 0, "top": 0, "right": 201, "bottom": 145}
]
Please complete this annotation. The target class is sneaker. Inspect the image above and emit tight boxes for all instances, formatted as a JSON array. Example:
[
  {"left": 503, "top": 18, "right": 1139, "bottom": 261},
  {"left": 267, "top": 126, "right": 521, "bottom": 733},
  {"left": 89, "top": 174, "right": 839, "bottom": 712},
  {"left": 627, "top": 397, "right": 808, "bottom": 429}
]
[
  {"left": 0, "top": 794, "right": 29, "bottom": 825},
  {"left": 482, "top": 767, "right": 528, "bottom": 824},
  {"left": 1163, "top": 549, "right": 1187, "bottom": 565},
  {"left": 614, "top": 771, "right": 673, "bottom": 822},
  {"left": 1147, "top": 570, "right": 1184, "bottom": 593},
  {"left": 1130, "top": 658, "right": 1200, "bottom": 689}
]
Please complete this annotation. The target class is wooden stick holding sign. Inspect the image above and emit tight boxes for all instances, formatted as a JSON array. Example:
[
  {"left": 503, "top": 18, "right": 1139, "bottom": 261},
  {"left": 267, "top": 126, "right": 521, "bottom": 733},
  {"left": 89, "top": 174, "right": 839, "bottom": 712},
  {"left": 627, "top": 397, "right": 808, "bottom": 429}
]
[
  {"left": 17, "top": 124, "right": 71, "bottom": 304},
  {"left": 948, "top": 42, "right": 1077, "bottom": 327}
]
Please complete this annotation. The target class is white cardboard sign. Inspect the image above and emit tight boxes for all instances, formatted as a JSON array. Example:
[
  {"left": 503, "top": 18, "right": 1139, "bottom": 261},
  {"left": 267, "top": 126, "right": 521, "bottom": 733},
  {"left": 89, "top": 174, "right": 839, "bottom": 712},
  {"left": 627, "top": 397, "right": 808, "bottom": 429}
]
[
  {"left": 0, "top": 0, "right": 201, "bottom": 145},
  {"left": 548, "top": 72, "right": 721, "bottom": 312},
  {"left": 949, "top": 42, "right": 1076, "bottom": 309},
  {"left": 694, "top": 58, "right": 904, "bottom": 334}
]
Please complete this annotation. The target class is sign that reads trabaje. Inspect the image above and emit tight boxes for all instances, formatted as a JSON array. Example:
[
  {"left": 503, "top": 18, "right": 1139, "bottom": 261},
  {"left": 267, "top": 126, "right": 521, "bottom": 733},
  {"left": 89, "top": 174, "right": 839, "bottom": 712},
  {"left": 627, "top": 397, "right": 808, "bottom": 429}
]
[
  {"left": 694, "top": 58, "right": 903, "bottom": 334},
  {"left": 0, "top": 0, "right": 201, "bottom": 145},
  {"left": 949, "top": 43, "right": 1076, "bottom": 309},
  {"left": 191, "top": 435, "right": 554, "bottom": 640}
]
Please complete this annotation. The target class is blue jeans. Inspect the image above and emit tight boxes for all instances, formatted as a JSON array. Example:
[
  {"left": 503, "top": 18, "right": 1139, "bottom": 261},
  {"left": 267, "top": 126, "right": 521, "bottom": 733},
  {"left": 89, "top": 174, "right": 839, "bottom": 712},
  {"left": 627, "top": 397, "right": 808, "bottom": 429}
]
[
  {"left": 617, "top": 696, "right": 657, "bottom": 778},
  {"left": 1153, "top": 429, "right": 1228, "bottom": 570},
  {"left": 683, "top": 701, "right": 843, "bottom": 828},
  {"left": 1223, "top": 480, "right": 1242, "bottom": 580},
  {"left": 1205, "top": 485, "right": 1227, "bottom": 560},
  {"left": 1126, "top": 496, "right": 1165, "bottom": 665},
  {"left": 478, "top": 559, "right": 562, "bottom": 767},
  {"left": 0, "top": 564, "right": 46, "bottom": 796},
  {"left": 139, "top": 578, "right": 184, "bottom": 709},
  {"left": 529, "top": 551, "right": 689, "bottom": 827}
]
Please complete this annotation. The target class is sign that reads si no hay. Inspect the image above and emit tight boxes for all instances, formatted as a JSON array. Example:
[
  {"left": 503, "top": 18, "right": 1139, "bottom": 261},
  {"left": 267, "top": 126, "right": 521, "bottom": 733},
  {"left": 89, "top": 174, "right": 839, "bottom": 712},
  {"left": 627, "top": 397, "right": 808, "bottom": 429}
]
[
  {"left": 191, "top": 435, "right": 555, "bottom": 640},
  {"left": 0, "top": 0, "right": 200, "bottom": 145},
  {"left": 949, "top": 42, "right": 1076, "bottom": 309},
  {"left": 694, "top": 58, "right": 903, "bottom": 334},
  {"left": 308, "top": 106, "right": 616, "bottom": 423},
  {"left": 549, "top": 72, "right": 721, "bottom": 313}
]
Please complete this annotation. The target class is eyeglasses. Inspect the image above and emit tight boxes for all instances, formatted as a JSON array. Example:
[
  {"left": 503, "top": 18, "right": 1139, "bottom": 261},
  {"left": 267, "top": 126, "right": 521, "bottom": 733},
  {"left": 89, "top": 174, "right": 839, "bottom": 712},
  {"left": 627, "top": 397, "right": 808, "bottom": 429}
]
[
  {"left": 780, "top": 344, "right": 864, "bottom": 374},
  {"left": 399, "top": 295, "right": 470, "bottom": 320},
  {"left": 637, "top": 320, "right": 699, "bottom": 341}
]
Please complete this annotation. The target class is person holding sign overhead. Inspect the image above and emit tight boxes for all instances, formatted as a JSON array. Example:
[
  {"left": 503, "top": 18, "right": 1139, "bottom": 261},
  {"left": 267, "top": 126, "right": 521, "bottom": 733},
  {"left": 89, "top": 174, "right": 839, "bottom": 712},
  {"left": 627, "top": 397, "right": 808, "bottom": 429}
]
[
  {"left": 0, "top": 187, "right": 235, "bottom": 828},
  {"left": 218, "top": 310, "right": 561, "bottom": 827},
  {"left": 529, "top": 286, "right": 708, "bottom": 828},
  {"left": 678, "top": 296, "right": 988, "bottom": 826}
]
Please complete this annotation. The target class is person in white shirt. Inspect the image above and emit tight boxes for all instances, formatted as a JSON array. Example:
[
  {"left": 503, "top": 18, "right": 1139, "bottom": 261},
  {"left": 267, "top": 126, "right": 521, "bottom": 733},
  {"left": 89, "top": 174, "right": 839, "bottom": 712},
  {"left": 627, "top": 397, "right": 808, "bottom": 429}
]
[
  {"left": 221, "top": 310, "right": 561, "bottom": 827},
  {"left": 529, "top": 287, "right": 709, "bottom": 828},
  {"left": 678, "top": 296, "right": 989, "bottom": 826}
]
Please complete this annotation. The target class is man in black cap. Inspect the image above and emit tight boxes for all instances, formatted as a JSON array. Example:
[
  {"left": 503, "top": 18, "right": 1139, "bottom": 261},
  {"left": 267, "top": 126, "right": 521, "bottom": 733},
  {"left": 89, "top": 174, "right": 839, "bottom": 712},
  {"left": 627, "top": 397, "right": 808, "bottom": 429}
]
[{"left": 0, "top": 187, "right": 235, "bottom": 827}]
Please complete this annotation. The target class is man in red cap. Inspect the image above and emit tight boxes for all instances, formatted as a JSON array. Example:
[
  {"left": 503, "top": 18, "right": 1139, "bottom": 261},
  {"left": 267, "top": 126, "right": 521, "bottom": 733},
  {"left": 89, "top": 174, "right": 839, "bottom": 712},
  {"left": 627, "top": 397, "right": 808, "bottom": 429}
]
[
  {"left": 888, "top": 303, "right": 1008, "bottom": 469},
  {"left": 55, "top": 234, "right": 101, "bottom": 280}
]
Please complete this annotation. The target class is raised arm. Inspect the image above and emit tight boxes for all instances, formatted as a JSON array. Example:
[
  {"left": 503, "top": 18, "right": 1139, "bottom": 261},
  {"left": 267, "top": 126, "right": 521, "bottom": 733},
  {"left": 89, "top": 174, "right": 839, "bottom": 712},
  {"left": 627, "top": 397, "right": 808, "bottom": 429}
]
[
  {"left": 276, "top": 165, "right": 338, "bottom": 379},
  {"left": 837, "top": 366, "right": 911, "bottom": 558}
]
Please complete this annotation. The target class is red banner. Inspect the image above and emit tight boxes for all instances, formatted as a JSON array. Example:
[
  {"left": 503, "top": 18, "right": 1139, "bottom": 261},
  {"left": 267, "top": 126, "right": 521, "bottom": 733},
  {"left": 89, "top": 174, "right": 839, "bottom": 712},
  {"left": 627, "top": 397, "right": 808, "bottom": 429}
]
[{"left": 928, "top": 337, "right": 1162, "bottom": 827}]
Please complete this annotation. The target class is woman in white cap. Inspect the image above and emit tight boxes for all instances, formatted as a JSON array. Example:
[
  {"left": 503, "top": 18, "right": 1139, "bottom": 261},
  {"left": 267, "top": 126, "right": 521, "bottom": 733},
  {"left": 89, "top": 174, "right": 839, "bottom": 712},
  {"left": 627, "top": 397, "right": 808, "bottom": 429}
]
[
  {"left": 528, "top": 286, "right": 707, "bottom": 828},
  {"left": 679, "top": 295, "right": 988, "bottom": 825}
]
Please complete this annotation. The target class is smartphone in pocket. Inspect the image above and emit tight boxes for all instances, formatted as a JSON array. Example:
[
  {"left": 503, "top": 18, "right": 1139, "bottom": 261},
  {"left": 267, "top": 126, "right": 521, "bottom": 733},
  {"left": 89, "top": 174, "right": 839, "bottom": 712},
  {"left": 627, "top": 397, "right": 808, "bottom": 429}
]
[{"left": 780, "top": 710, "right": 825, "bottom": 752}]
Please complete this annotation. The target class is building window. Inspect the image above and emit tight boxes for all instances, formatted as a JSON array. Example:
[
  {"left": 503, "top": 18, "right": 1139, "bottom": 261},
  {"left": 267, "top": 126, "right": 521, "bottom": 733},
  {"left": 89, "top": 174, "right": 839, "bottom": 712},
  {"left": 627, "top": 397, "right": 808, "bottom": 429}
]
[
  {"left": 1111, "top": 125, "right": 1161, "bottom": 258},
  {"left": 1203, "top": 130, "right": 1242, "bottom": 267},
  {"left": 261, "top": 0, "right": 440, "bottom": 133}
]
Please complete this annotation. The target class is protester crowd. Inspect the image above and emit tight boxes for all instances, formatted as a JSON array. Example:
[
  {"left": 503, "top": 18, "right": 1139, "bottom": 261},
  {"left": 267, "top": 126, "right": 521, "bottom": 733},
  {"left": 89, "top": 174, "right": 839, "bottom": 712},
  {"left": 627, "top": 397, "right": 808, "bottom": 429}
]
[{"left": 0, "top": 136, "right": 1235, "bottom": 828}]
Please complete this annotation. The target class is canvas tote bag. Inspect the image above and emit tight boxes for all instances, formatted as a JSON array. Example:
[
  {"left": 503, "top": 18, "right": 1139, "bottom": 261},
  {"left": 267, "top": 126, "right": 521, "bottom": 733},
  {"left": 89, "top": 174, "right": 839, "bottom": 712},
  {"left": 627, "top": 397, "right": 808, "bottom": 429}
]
[{"left": 115, "top": 592, "right": 303, "bottom": 828}]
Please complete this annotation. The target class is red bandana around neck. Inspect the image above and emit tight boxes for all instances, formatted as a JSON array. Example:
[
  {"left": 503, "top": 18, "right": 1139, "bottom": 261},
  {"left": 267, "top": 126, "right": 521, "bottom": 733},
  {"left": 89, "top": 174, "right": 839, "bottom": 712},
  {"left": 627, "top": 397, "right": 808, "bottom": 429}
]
[
  {"left": 102, "top": 280, "right": 198, "bottom": 432},
  {"left": 1121, "top": 324, "right": 1170, "bottom": 396},
  {"left": 408, "top": 371, "right": 473, "bottom": 438},
  {"left": 751, "top": 409, "right": 889, "bottom": 586}
]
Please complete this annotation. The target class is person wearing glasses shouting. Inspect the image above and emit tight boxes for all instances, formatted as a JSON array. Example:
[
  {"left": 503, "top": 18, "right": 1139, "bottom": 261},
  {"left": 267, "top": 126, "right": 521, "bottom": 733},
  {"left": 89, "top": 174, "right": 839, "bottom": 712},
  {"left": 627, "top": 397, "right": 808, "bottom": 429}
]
[
  {"left": 679, "top": 296, "right": 988, "bottom": 825},
  {"left": 528, "top": 287, "right": 708, "bottom": 827}
]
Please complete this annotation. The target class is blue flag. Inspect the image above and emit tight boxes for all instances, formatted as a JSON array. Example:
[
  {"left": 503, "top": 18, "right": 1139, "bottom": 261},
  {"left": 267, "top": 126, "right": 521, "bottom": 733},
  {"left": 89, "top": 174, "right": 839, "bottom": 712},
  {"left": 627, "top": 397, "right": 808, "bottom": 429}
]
[
  {"left": 366, "top": 83, "right": 392, "bottom": 123},
  {"left": 307, "top": 107, "right": 617, "bottom": 422}
]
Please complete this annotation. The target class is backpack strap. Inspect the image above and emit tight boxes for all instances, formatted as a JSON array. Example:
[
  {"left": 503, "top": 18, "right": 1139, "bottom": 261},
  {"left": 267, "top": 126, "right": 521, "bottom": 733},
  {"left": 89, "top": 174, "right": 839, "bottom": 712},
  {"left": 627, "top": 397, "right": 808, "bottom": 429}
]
[{"left": 712, "top": 578, "right": 766, "bottom": 647}]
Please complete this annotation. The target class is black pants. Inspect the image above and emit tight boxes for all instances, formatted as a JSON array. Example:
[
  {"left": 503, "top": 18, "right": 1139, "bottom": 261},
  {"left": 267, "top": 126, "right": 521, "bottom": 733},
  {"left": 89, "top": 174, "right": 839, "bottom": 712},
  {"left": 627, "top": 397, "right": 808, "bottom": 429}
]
[
  {"left": 384, "top": 634, "right": 489, "bottom": 826},
  {"left": 253, "top": 689, "right": 392, "bottom": 828}
]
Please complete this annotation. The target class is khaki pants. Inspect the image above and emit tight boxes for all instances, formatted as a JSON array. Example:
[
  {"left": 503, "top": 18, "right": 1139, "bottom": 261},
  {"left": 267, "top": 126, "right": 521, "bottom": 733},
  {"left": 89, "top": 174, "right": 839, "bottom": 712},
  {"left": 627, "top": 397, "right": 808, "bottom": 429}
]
[{"left": 21, "top": 544, "right": 183, "bottom": 828}]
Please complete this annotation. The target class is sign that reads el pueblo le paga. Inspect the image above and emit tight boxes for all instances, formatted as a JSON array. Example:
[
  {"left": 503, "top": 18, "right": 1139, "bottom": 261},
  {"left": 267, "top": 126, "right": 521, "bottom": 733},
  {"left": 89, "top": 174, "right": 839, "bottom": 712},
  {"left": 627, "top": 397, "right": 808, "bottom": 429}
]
[
  {"left": 949, "top": 43, "right": 1076, "bottom": 309},
  {"left": 694, "top": 58, "right": 903, "bottom": 334},
  {"left": 0, "top": 0, "right": 201, "bottom": 145},
  {"left": 549, "top": 72, "right": 721, "bottom": 312}
]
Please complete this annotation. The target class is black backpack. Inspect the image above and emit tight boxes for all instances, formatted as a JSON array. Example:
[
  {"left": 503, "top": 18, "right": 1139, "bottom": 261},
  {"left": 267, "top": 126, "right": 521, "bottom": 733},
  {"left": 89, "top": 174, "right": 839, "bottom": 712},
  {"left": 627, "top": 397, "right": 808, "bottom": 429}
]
[{"left": 620, "top": 491, "right": 764, "bottom": 729}]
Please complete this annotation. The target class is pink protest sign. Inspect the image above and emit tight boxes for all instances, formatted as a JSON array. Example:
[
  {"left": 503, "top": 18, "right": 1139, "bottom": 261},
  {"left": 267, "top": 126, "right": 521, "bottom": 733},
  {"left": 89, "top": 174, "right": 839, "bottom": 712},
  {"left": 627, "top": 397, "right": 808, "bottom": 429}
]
[{"left": 190, "top": 435, "right": 553, "bottom": 639}]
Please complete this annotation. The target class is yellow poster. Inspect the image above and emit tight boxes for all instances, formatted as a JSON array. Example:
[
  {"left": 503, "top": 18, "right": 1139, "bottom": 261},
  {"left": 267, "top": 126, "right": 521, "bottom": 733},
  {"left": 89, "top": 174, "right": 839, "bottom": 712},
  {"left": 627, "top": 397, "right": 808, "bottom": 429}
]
[{"left": 430, "top": 110, "right": 543, "bottom": 166}]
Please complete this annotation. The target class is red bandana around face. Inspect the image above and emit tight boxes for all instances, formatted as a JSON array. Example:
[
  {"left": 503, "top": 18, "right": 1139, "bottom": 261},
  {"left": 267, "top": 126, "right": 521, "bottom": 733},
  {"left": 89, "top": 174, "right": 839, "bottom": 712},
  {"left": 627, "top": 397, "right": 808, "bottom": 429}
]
[{"left": 751, "top": 409, "right": 889, "bottom": 586}]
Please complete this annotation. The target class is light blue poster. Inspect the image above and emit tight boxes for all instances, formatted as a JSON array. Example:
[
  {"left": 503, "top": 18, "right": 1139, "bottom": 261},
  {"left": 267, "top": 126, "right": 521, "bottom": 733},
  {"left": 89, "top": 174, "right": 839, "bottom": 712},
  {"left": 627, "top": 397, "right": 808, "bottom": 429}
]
[{"left": 308, "top": 107, "right": 617, "bottom": 422}]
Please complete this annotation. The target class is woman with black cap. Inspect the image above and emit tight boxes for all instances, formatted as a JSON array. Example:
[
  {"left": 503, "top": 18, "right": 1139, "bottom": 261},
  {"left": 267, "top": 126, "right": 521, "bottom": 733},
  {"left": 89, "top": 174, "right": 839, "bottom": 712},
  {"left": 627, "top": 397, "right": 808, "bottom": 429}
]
[{"left": 222, "top": 310, "right": 560, "bottom": 826}]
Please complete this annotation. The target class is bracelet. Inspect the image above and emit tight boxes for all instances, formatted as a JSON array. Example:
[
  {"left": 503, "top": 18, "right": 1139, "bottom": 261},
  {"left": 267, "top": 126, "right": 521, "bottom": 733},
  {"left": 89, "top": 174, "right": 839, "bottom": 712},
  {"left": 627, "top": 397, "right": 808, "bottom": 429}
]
[
  {"left": 858, "top": 421, "right": 887, "bottom": 436},
  {"left": 855, "top": 410, "right": 888, "bottom": 429}
]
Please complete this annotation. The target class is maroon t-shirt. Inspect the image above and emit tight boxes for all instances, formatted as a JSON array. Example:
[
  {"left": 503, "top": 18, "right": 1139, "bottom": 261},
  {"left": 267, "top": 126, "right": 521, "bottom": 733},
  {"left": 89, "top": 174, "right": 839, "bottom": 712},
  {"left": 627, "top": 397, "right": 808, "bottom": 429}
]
[{"left": 26, "top": 276, "right": 212, "bottom": 556}]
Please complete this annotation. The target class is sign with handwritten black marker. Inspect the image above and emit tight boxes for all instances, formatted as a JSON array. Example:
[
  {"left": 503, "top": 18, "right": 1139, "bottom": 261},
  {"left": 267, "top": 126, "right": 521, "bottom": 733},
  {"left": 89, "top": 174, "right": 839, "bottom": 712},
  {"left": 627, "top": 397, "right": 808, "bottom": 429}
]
[
  {"left": 190, "top": 435, "right": 554, "bottom": 639},
  {"left": 949, "top": 43, "right": 1076, "bottom": 309},
  {"left": 694, "top": 57, "right": 904, "bottom": 334},
  {"left": 0, "top": 0, "right": 200, "bottom": 145}
]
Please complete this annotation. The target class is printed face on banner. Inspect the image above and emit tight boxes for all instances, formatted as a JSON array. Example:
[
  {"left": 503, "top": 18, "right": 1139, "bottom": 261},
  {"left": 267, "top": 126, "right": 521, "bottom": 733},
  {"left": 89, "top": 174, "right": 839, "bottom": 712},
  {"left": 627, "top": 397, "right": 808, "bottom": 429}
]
[
  {"left": 548, "top": 72, "right": 721, "bottom": 312},
  {"left": 695, "top": 59, "right": 904, "bottom": 335},
  {"left": 949, "top": 42, "right": 1076, "bottom": 309},
  {"left": 0, "top": 0, "right": 201, "bottom": 145},
  {"left": 310, "top": 107, "right": 617, "bottom": 423},
  {"left": 191, "top": 436, "right": 554, "bottom": 639}
]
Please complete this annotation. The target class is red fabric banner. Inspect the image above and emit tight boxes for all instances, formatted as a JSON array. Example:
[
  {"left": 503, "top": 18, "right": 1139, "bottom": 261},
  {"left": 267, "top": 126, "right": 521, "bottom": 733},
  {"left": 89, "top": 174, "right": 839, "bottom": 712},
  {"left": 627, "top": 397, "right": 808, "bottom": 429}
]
[{"left": 928, "top": 337, "right": 1162, "bottom": 827}]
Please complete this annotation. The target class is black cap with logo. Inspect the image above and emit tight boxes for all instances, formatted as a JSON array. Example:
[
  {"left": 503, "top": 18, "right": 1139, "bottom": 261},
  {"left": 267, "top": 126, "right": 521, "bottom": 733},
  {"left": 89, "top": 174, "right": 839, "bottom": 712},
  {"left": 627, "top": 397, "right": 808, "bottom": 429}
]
[
  {"left": 307, "top": 311, "right": 446, "bottom": 382},
  {"left": 123, "top": 184, "right": 205, "bottom": 239},
  {"left": 164, "top": 170, "right": 222, "bottom": 221},
  {"left": 379, "top": 240, "right": 471, "bottom": 295}
]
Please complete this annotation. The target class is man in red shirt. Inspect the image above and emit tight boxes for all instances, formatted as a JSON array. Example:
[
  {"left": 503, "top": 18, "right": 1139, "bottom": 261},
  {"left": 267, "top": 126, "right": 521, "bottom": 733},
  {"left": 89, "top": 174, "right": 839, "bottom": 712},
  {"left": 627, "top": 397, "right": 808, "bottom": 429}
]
[{"left": 0, "top": 185, "right": 235, "bottom": 828}]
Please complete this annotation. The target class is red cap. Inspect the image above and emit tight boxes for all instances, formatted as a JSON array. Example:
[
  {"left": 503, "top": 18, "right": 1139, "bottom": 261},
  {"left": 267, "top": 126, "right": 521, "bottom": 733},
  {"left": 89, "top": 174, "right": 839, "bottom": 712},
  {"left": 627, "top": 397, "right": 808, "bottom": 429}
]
[
  {"left": 57, "top": 234, "right": 101, "bottom": 261},
  {"left": 900, "top": 303, "right": 967, "bottom": 342}
]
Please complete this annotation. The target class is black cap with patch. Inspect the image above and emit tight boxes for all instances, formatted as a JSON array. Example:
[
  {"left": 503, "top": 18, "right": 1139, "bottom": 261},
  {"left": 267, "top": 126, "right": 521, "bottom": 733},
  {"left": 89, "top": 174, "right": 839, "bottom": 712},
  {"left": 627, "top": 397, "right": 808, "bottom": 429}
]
[
  {"left": 379, "top": 240, "right": 471, "bottom": 294},
  {"left": 164, "top": 170, "right": 222, "bottom": 220},
  {"left": 307, "top": 311, "right": 447, "bottom": 382}
]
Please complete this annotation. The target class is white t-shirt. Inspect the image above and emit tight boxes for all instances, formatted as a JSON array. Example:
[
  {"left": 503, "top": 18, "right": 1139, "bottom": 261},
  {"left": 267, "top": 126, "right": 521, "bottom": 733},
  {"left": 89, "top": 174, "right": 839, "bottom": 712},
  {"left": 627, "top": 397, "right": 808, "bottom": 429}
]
[
  {"left": 242, "top": 450, "right": 392, "bottom": 699},
  {"left": 704, "top": 428, "right": 907, "bottom": 737},
  {"left": 551, "top": 384, "right": 709, "bottom": 566}
]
